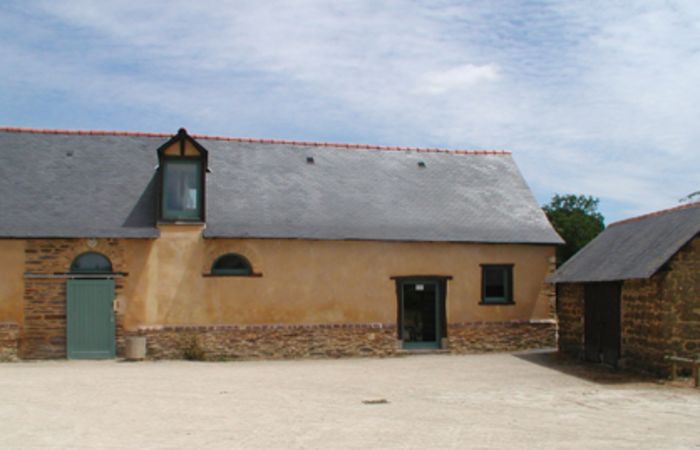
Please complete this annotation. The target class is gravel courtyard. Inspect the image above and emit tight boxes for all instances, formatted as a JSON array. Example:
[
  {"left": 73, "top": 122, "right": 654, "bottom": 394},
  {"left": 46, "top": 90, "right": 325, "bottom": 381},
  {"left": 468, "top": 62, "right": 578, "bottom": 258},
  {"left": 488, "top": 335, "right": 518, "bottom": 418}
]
[{"left": 0, "top": 351, "right": 698, "bottom": 449}]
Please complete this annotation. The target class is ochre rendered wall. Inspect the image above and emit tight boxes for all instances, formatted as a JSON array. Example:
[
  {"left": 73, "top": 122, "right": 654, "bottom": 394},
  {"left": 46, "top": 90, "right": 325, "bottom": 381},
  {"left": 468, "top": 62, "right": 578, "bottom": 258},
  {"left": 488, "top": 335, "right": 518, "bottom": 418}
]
[
  {"left": 3, "top": 233, "right": 555, "bottom": 359},
  {"left": 121, "top": 226, "right": 555, "bottom": 329},
  {"left": 0, "top": 240, "right": 24, "bottom": 325}
]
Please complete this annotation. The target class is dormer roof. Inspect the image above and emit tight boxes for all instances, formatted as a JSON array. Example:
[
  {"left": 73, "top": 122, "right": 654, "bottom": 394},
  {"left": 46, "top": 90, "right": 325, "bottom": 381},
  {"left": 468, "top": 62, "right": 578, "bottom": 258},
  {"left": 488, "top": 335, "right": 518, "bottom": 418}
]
[{"left": 157, "top": 128, "right": 208, "bottom": 164}]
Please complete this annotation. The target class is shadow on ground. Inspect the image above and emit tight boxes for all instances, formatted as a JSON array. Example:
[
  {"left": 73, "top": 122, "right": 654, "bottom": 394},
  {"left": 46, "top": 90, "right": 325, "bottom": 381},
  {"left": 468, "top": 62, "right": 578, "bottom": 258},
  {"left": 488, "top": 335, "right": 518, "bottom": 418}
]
[{"left": 514, "top": 349, "right": 658, "bottom": 385}]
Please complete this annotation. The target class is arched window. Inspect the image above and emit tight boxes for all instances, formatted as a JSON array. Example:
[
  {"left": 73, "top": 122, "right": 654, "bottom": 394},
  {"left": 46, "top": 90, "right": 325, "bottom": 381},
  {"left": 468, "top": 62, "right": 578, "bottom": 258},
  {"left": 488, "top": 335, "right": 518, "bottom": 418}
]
[
  {"left": 70, "top": 252, "right": 113, "bottom": 274},
  {"left": 211, "top": 253, "right": 253, "bottom": 276}
]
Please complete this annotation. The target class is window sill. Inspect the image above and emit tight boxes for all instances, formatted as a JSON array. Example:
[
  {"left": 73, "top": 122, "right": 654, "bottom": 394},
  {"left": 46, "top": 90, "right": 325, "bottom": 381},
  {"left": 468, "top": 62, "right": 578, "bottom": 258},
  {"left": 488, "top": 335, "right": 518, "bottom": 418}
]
[
  {"left": 158, "top": 220, "right": 206, "bottom": 225},
  {"left": 479, "top": 300, "right": 515, "bottom": 306},
  {"left": 202, "top": 273, "right": 263, "bottom": 278}
]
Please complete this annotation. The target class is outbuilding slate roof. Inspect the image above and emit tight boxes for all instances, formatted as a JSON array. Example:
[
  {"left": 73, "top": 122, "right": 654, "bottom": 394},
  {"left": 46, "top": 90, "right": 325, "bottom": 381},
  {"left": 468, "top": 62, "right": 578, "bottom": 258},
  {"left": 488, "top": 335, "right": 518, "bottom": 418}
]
[
  {"left": 0, "top": 127, "right": 562, "bottom": 244},
  {"left": 548, "top": 202, "right": 700, "bottom": 283}
]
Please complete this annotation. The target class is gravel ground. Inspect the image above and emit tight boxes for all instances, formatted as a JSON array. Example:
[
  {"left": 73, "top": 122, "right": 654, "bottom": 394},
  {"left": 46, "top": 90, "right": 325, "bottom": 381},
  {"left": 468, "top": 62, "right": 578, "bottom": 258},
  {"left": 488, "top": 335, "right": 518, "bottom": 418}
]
[{"left": 0, "top": 351, "right": 698, "bottom": 449}]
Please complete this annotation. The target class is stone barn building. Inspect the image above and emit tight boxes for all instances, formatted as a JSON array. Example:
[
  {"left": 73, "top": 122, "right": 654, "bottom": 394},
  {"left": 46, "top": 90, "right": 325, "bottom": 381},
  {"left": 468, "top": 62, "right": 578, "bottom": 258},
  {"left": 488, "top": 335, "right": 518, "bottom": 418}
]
[
  {"left": 549, "top": 203, "right": 700, "bottom": 375},
  {"left": 0, "top": 126, "right": 562, "bottom": 360}
]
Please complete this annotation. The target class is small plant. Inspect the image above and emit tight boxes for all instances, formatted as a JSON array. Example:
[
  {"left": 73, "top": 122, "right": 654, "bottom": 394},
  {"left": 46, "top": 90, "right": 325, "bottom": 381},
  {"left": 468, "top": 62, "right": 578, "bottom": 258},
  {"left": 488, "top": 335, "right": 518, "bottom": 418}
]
[{"left": 182, "top": 335, "right": 206, "bottom": 361}]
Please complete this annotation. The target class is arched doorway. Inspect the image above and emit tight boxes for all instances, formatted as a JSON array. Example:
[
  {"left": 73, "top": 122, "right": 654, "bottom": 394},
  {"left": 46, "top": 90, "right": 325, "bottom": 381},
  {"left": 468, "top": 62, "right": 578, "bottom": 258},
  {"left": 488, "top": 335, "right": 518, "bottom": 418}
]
[{"left": 66, "top": 252, "right": 116, "bottom": 359}]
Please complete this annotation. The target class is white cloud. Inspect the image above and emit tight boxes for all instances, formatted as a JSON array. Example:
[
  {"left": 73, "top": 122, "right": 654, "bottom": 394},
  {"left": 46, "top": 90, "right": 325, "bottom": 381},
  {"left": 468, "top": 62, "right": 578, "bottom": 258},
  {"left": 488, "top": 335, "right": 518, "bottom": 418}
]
[{"left": 418, "top": 64, "right": 500, "bottom": 94}]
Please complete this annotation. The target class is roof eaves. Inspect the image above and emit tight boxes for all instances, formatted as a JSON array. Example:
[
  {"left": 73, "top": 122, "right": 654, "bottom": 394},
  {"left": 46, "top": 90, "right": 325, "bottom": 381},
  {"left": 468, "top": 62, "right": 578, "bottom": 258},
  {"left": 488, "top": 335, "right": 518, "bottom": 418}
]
[{"left": 0, "top": 231, "right": 161, "bottom": 239}]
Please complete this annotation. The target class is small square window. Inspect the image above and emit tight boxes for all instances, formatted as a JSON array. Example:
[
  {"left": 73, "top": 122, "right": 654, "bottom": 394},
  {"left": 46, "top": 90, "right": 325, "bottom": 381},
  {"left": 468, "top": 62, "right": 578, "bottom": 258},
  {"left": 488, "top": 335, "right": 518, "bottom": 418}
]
[{"left": 481, "top": 265, "right": 513, "bottom": 305}]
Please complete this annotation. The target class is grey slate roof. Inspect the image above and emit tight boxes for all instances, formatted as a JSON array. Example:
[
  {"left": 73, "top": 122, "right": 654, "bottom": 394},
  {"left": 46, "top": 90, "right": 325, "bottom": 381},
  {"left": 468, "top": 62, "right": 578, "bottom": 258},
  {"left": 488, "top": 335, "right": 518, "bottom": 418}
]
[
  {"left": 0, "top": 132, "right": 161, "bottom": 238},
  {"left": 0, "top": 129, "right": 562, "bottom": 244},
  {"left": 548, "top": 203, "right": 700, "bottom": 283}
]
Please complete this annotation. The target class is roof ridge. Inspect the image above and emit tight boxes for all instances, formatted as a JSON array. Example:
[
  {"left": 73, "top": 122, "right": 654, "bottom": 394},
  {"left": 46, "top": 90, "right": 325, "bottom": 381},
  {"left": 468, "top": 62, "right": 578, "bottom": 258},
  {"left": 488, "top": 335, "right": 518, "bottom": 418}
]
[
  {"left": 0, "top": 126, "right": 511, "bottom": 156},
  {"left": 609, "top": 201, "right": 700, "bottom": 228},
  {"left": 0, "top": 126, "right": 173, "bottom": 139}
]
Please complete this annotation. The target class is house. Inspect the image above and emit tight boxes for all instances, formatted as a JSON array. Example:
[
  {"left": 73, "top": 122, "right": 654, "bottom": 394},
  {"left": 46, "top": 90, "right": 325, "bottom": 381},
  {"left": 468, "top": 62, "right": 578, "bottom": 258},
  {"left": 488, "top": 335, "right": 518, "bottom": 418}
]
[
  {"left": 0, "top": 126, "right": 562, "bottom": 360},
  {"left": 548, "top": 203, "right": 700, "bottom": 375}
]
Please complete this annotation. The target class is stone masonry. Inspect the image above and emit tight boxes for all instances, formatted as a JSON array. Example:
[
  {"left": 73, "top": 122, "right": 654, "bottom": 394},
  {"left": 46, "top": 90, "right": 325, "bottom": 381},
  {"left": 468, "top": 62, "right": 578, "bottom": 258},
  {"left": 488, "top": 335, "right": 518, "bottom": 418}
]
[
  {"left": 620, "top": 277, "right": 667, "bottom": 374},
  {"left": 664, "top": 236, "right": 700, "bottom": 360},
  {"left": 0, "top": 323, "right": 19, "bottom": 361},
  {"left": 557, "top": 283, "right": 584, "bottom": 358},
  {"left": 447, "top": 320, "right": 556, "bottom": 353},
  {"left": 132, "top": 319, "right": 556, "bottom": 361},
  {"left": 23, "top": 279, "right": 68, "bottom": 359},
  {"left": 133, "top": 323, "right": 399, "bottom": 360},
  {"left": 557, "top": 235, "right": 700, "bottom": 376},
  {"left": 22, "top": 239, "right": 127, "bottom": 359}
]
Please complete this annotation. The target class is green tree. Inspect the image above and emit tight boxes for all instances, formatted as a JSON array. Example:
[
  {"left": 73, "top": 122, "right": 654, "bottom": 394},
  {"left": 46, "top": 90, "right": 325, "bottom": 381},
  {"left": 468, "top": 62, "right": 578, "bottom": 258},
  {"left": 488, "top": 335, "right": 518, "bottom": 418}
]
[{"left": 542, "top": 194, "right": 605, "bottom": 265}]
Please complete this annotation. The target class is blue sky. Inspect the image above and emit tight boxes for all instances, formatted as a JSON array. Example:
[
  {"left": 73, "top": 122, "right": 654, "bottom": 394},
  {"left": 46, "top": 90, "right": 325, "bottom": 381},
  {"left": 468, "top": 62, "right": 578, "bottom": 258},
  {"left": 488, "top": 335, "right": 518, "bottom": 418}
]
[{"left": 1, "top": 1, "right": 699, "bottom": 223}]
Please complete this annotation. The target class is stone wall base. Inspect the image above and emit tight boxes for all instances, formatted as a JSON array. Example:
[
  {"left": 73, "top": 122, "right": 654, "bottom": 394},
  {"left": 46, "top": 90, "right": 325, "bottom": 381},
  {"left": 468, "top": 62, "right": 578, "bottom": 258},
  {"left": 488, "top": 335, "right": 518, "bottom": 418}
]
[
  {"left": 133, "top": 323, "right": 399, "bottom": 360},
  {"left": 131, "top": 319, "right": 557, "bottom": 360},
  {"left": 447, "top": 319, "right": 557, "bottom": 353},
  {"left": 22, "top": 279, "right": 67, "bottom": 359},
  {"left": 0, "top": 323, "right": 20, "bottom": 361}
]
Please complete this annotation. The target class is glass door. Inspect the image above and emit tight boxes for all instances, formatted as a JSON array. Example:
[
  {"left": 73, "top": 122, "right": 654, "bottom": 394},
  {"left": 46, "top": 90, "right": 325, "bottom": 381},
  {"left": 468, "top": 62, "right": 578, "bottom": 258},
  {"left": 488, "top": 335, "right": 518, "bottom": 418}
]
[{"left": 400, "top": 280, "right": 440, "bottom": 349}]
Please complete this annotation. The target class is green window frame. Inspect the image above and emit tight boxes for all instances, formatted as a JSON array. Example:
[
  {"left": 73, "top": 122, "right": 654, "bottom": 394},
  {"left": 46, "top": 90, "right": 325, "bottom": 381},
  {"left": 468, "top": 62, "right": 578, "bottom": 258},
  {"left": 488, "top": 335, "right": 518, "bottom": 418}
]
[
  {"left": 70, "top": 252, "right": 113, "bottom": 274},
  {"left": 480, "top": 265, "right": 514, "bottom": 305},
  {"left": 211, "top": 253, "right": 253, "bottom": 276},
  {"left": 162, "top": 159, "right": 202, "bottom": 221}
]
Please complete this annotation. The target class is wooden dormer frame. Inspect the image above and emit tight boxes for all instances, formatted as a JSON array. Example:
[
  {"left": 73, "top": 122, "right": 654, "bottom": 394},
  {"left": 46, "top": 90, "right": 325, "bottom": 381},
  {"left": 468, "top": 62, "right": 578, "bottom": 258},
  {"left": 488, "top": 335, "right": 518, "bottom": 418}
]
[{"left": 156, "top": 128, "right": 209, "bottom": 223}]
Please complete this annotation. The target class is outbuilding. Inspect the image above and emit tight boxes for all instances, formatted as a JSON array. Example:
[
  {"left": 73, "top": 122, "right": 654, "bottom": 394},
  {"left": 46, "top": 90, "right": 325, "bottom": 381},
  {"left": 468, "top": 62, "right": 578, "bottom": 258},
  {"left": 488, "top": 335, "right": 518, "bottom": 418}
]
[
  {"left": 0, "top": 127, "right": 561, "bottom": 360},
  {"left": 549, "top": 203, "right": 700, "bottom": 375}
]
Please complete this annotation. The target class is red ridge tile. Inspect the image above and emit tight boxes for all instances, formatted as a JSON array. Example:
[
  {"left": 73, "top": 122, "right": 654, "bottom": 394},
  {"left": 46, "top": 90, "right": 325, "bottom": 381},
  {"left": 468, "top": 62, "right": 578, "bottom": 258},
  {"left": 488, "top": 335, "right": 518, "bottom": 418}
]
[
  {"left": 609, "top": 202, "right": 700, "bottom": 227},
  {"left": 0, "top": 125, "right": 511, "bottom": 155}
]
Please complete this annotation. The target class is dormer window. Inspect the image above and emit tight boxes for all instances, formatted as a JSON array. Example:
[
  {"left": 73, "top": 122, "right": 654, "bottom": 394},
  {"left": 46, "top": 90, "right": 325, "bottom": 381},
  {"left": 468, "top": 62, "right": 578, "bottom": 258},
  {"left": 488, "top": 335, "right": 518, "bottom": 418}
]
[
  {"left": 157, "top": 128, "right": 208, "bottom": 222},
  {"left": 163, "top": 159, "right": 201, "bottom": 220}
]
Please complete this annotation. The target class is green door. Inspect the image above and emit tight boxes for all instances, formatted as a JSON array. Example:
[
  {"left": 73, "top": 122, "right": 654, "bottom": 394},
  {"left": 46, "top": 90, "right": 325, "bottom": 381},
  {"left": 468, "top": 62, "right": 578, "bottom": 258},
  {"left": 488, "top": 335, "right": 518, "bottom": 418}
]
[
  {"left": 400, "top": 280, "right": 441, "bottom": 349},
  {"left": 67, "top": 279, "right": 116, "bottom": 359}
]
